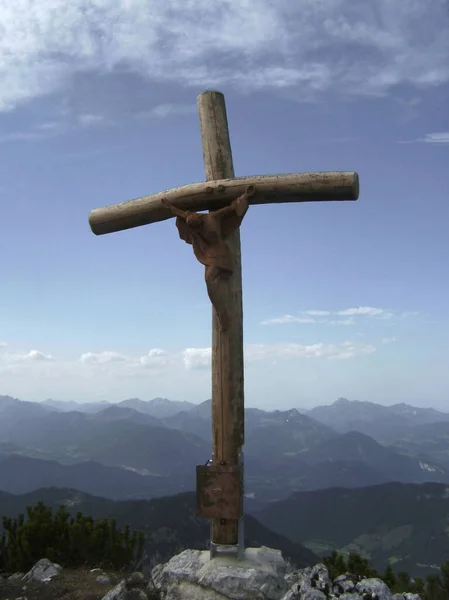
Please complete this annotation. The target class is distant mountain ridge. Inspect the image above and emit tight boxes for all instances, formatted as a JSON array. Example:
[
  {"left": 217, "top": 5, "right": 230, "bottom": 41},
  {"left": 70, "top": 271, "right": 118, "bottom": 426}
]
[
  {"left": 387, "top": 420, "right": 449, "bottom": 467},
  {"left": 1, "top": 394, "right": 449, "bottom": 504},
  {"left": 41, "top": 398, "right": 112, "bottom": 413},
  {"left": 255, "top": 481, "right": 449, "bottom": 577},
  {"left": 0, "top": 454, "right": 186, "bottom": 499},
  {"left": 40, "top": 396, "right": 196, "bottom": 418},
  {"left": 306, "top": 397, "right": 449, "bottom": 442},
  {"left": 117, "top": 397, "right": 196, "bottom": 418}
]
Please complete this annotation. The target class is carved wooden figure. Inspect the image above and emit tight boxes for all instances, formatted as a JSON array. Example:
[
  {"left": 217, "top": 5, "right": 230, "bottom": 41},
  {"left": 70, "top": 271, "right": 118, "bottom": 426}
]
[
  {"left": 88, "top": 90, "right": 359, "bottom": 556},
  {"left": 161, "top": 186, "right": 254, "bottom": 330}
]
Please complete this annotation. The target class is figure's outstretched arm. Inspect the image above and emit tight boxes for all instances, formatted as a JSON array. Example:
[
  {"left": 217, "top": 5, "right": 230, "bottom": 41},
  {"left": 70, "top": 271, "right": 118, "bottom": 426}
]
[
  {"left": 212, "top": 204, "right": 236, "bottom": 218},
  {"left": 161, "top": 197, "right": 188, "bottom": 220},
  {"left": 213, "top": 185, "right": 255, "bottom": 218}
]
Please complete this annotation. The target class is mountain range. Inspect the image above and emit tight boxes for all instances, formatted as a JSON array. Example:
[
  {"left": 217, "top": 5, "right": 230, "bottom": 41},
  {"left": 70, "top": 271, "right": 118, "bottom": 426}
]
[
  {"left": 1, "top": 394, "right": 448, "bottom": 579},
  {"left": 1, "top": 395, "right": 449, "bottom": 504},
  {"left": 41, "top": 396, "right": 196, "bottom": 418},
  {"left": 304, "top": 397, "right": 449, "bottom": 444}
]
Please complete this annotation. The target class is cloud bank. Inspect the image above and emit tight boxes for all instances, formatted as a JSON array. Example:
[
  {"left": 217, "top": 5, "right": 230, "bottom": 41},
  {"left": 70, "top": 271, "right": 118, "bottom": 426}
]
[
  {"left": 262, "top": 306, "right": 416, "bottom": 326},
  {"left": 0, "top": 338, "right": 378, "bottom": 379},
  {"left": 1, "top": 0, "right": 448, "bottom": 111}
]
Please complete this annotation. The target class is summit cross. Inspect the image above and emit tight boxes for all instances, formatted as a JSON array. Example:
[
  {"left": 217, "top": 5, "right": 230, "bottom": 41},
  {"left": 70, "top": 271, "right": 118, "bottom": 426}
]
[{"left": 88, "top": 90, "right": 359, "bottom": 559}]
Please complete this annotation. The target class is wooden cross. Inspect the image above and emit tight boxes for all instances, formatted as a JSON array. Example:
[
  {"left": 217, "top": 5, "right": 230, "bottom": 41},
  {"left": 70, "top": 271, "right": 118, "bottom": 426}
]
[{"left": 88, "top": 90, "right": 359, "bottom": 557}]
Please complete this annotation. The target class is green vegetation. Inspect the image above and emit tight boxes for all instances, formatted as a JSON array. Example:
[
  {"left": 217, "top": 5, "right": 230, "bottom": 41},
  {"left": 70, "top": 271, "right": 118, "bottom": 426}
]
[
  {"left": 0, "top": 500, "right": 145, "bottom": 574},
  {"left": 256, "top": 482, "right": 449, "bottom": 576},
  {"left": 2, "top": 495, "right": 449, "bottom": 600},
  {"left": 324, "top": 549, "right": 449, "bottom": 599},
  {"left": 0, "top": 488, "right": 319, "bottom": 570}
]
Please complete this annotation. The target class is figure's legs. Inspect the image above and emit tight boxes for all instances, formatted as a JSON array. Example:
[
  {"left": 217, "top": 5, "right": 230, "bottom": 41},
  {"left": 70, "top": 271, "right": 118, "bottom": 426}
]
[{"left": 205, "top": 265, "right": 231, "bottom": 331}]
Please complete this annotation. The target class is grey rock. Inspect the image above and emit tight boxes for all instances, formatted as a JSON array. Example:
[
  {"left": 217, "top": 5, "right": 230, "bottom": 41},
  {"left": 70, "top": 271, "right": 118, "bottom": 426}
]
[
  {"left": 102, "top": 580, "right": 127, "bottom": 600},
  {"left": 200, "top": 564, "right": 286, "bottom": 599},
  {"left": 308, "top": 563, "right": 332, "bottom": 595},
  {"left": 126, "top": 590, "right": 148, "bottom": 600},
  {"left": 101, "top": 578, "right": 149, "bottom": 600},
  {"left": 150, "top": 563, "right": 165, "bottom": 590},
  {"left": 356, "top": 577, "right": 394, "bottom": 600},
  {"left": 97, "top": 575, "right": 112, "bottom": 584},
  {"left": 148, "top": 547, "right": 419, "bottom": 600},
  {"left": 127, "top": 572, "right": 145, "bottom": 585},
  {"left": 299, "top": 582, "right": 327, "bottom": 600},
  {"left": 7, "top": 572, "right": 25, "bottom": 582},
  {"left": 280, "top": 586, "right": 301, "bottom": 600},
  {"left": 153, "top": 546, "right": 288, "bottom": 599},
  {"left": 22, "top": 558, "right": 62, "bottom": 583},
  {"left": 334, "top": 574, "right": 356, "bottom": 593}
]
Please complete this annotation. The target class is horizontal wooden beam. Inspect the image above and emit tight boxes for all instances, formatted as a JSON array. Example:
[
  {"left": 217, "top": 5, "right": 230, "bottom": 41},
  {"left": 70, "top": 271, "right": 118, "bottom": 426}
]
[{"left": 89, "top": 171, "right": 359, "bottom": 236}]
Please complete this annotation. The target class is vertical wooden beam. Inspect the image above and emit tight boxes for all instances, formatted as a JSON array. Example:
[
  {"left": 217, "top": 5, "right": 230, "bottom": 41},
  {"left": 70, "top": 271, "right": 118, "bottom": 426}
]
[{"left": 197, "top": 91, "right": 244, "bottom": 546}]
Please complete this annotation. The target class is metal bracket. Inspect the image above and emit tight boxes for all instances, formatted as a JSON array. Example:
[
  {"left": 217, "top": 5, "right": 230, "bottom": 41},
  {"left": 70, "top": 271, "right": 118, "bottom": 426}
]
[
  {"left": 197, "top": 452, "right": 245, "bottom": 560},
  {"left": 196, "top": 463, "right": 242, "bottom": 520}
]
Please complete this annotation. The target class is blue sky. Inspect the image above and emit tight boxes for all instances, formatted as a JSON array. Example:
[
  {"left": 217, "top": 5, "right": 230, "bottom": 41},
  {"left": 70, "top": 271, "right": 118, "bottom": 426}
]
[{"left": 0, "top": 0, "right": 448, "bottom": 410}]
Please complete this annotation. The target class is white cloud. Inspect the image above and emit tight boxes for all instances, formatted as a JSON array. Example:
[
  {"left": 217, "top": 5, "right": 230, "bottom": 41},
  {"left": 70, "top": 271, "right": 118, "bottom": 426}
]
[
  {"left": 4, "top": 350, "right": 55, "bottom": 362},
  {"left": 382, "top": 337, "right": 397, "bottom": 344},
  {"left": 77, "top": 113, "right": 109, "bottom": 127},
  {"left": 261, "top": 314, "right": 356, "bottom": 326},
  {"left": 245, "top": 342, "right": 375, "bottom": 362},
  {"left": 0, "top": 112, "right": 107, "bottom": 145},
  {"left": 0, "top": 338, "right": 388, "bottom": 400},
  {"left": 333, "top": 319, "right": 356, "bottom": 326},
  {"left": 0, "top": 0, "right": 448, "bottom": 111},
  {"left": 79, "top": 351, "right": 129, "bottom": 365},
  {"left": 400, "top": 132, "right": 449, "bottom": 144},
  {"left": 261, "top": 306, "right": 404, "bottom": 326},
  {"left": 140, "top": 349, "right": 170, "bottom": 368},
  {"left": 27, "top": 350, "right": 54, "bottom": 361},
  {"left": 178, "top": 342, "right": 376, "bottom": 368},
  {"left": 0, "top": 130, "right": 50, "bottom": 143},
  {"left": 22, "top": 350, "right": 54, "bottom": 361},
  {"left": 182, "top": 348, "right": 212, "bottom": 370},
  {"left": 138, "top": 104, "right": 197, "bottom": 119},
  {"left": 337, "top": 306, "right": 390, "bottom": 317},
  {"left": 0, "top": 337, "right": 381, "bottom": 379},
  {"left": 261, "top": 315, "right": 317, "bottom": 325},
  {"left": 421, "top": 133, "right": 449, "bottom": 144}
]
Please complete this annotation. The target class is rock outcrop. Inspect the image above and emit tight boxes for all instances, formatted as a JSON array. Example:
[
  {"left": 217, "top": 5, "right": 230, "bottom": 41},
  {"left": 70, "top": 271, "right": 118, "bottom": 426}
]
[
  {"left": 0, "top": 551, "right": 424, "bottom": 600},
  {"left": 150, "top": 546, "right": 422, "bottom": 600}
]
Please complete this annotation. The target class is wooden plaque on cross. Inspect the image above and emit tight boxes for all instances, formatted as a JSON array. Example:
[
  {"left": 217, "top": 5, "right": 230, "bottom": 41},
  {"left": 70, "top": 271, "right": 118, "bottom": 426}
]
[{"left": 88, "top": 90, "right": 359, "bottom": 556}]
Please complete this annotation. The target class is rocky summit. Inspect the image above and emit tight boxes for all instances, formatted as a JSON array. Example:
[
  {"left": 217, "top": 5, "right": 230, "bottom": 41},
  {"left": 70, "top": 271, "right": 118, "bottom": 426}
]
[
  {"left": 151, "top": 546, "right": 421, "bottom": 599},
  {"left": 0, "top": 551, "right": 423, "bottom": 600}
]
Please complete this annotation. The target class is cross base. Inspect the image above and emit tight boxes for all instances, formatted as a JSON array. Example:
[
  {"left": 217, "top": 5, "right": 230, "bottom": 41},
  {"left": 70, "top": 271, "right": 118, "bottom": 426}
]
[{"left": 210, "top": 452, "right": 245, "bottom": 561}]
